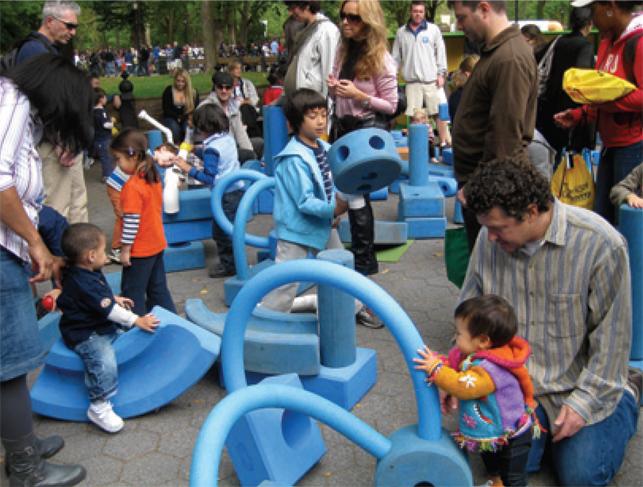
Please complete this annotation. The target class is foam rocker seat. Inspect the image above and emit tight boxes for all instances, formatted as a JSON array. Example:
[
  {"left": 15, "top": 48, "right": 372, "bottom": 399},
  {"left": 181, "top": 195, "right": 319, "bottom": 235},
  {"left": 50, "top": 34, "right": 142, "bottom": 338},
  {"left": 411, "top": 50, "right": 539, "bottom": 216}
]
[{"left": 31, "top": 306, "right": 220, "bottom": 422}]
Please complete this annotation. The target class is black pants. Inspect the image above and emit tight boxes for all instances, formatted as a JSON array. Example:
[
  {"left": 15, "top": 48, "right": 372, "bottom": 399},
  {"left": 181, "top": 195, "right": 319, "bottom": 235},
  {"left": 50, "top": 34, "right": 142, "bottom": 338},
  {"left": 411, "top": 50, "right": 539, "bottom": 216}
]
[
  {"left": 121, "top": 251, "right": 176, "bottom": 316},
  {"left": 480, "top": 429, "right": 532, "bottom": 487},
  {"left": 213, "top": 189, "right": 243, "bottom": 272}
]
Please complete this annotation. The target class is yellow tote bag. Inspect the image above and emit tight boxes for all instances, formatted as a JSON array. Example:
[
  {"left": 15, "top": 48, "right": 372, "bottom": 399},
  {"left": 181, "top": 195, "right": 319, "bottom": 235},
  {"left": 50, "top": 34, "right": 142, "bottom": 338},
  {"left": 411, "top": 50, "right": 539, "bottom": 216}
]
[
  {"left": 563, "top": 68, "right": 637, "bottom": 104},
  {"left": 550, "top": 153, "right": 595, "bottom": 210}
]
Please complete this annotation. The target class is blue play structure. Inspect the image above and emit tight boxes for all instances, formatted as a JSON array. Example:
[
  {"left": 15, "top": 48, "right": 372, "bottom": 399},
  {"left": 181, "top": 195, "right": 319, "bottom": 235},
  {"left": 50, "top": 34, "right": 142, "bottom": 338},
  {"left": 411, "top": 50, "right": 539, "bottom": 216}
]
[
  {"left": 190, "top": 259, "right": 472, "bottom": 486},
  {"left": 186, "top": 248, "right": 377, "bottom": 410},
  {"left": 31, "top": 306, "right": 220, "bottom": 421},
  {"left": 619, "top": 205, "right": 643, "bottom": 376}
]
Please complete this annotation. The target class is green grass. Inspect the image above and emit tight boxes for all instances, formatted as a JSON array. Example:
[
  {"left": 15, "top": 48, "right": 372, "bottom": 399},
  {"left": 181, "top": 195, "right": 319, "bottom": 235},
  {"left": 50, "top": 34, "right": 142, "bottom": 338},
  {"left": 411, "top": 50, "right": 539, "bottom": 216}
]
[{"left": 100, "top": 71, "right": 270, "bottom": 99}]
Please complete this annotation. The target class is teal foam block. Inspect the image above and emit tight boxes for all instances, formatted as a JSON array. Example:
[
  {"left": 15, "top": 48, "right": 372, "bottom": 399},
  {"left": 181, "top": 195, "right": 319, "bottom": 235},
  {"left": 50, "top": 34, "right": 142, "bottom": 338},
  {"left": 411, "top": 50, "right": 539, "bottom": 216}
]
[
  {"left": 185, "top": 298, "right": 321, "bottom": 375},
  {"left": 223, "top": 259, "right": 313, "bottom": 307},
  {"left": 370, "top": 186, "right": 389, "bottom": 201},
  {"left": 31, "top": 306, "right": 220, "bottom": 421},
  {"left": 163, "top": 241, "right": 205, "bottom": 273},
  {"left": 225, "top": 373, "right": 326, "bottom": 486},
  {"left": 162, "top": 188, "right": 212, "bottom": 223},
  {"left": 38, "top": 311, "right": 61, "bottom": 352},
  {"left": 402, "top": 217, "right": 447, "bottom": 239},
  {"left": 163, "top": 219, "right": 212, "bottom": 245},
  {"left": 337, "top": 219, "right": 408, "bottom": 245},
  {"left": 398, "top": 181, "right": 445, "bottom": 219}
]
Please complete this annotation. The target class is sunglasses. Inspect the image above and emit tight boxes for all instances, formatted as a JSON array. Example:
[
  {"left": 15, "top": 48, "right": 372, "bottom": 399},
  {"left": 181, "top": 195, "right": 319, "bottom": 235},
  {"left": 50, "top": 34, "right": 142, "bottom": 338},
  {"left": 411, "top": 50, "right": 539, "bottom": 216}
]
[
  {"left": 52, "top": 16, "right": 78, "bottom": 30},
  {"left": 216, "top": 85, "right": 232, "bottom": 91},
  {"left": 340, "top": 12, "right": 362, "bottom": 23}
]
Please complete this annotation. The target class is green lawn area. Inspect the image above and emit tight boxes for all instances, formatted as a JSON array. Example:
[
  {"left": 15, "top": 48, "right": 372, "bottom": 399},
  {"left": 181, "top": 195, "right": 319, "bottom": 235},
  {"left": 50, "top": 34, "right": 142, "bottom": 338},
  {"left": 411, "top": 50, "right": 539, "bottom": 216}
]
[{"left": 100, "top": 71, "right": 270, "bottom": 99}]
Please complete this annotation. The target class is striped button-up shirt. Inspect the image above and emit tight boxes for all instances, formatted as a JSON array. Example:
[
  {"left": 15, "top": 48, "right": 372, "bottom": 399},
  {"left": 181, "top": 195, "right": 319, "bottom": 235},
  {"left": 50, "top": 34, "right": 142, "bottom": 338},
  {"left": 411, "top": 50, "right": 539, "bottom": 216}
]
[
  {"left": 0, "top": 78, "right": 43, "bottom": 263},
  {"left": 460, "top": 200, "right": 631, "bottom": 425}
]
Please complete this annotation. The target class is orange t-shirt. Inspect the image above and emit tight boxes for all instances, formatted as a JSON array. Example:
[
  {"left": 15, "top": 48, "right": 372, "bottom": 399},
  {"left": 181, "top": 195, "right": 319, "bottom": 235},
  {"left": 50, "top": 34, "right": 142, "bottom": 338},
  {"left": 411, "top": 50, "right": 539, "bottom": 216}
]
[{"left": 120, "top": 173, "right": 166, "bottom": 257}]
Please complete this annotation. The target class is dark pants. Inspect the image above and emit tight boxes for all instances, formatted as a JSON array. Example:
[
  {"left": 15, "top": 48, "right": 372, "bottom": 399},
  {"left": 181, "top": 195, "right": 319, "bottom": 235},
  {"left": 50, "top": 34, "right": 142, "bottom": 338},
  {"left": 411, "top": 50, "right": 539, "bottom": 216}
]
[
  {"left": 594, "top": 140, "right": 642, "bottom": 225},
  {"left": 94, "top": 138, "right": 114, "bottom": 179},
  {"left": 121, "top": 251, "right": 176, "bottom": 316},
  {"left": 162, "top": 117, "right": 186, "bottom": 145},
  {"left": 457, "top": 181, "right": 481, "bottom": 253},
  {"left": 213, "top": 189, "right": 243, "bottom": 272},
  {"left": 481, "top": 428, "right": 532, "bottom": 487}
]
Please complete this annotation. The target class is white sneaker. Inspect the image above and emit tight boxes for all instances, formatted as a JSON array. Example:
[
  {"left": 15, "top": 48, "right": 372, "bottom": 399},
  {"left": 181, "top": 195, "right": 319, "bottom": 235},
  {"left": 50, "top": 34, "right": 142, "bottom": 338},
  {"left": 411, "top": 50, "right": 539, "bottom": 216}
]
[{"left": 87, "top": 400, "right": 124, "bottom": 433}]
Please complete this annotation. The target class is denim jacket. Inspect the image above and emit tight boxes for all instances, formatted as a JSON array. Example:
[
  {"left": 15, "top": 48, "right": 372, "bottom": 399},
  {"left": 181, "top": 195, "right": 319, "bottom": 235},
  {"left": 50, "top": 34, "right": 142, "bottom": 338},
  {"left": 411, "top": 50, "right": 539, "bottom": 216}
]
[{"left": 272, "top": 137, "right": 335, "bottom": 251}]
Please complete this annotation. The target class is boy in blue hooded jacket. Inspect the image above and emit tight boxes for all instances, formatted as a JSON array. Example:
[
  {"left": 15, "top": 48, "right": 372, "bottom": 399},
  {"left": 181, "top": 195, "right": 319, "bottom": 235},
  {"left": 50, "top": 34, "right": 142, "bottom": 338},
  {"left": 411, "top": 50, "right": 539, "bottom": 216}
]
[{"left": 261, "top": 88, "right": 347, "bottom": 311}]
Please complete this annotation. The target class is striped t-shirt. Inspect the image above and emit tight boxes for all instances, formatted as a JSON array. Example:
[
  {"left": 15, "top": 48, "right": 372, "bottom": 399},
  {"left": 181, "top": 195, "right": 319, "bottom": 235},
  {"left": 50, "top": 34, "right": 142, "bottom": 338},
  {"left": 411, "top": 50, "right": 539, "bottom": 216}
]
[
  {"left": 105, "top": 166, "right": 130, "bottom": 192},
  {"left": 297, "top": 136, "right": 333, "bottom": 202}
]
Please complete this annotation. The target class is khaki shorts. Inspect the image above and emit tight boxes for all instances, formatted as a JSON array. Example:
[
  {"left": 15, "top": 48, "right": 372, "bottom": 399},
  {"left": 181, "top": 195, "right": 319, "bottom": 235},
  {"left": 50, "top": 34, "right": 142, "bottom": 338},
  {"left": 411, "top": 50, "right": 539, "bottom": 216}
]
[{"left": 405, "top": 82, "right": 440, "bottom": 116}]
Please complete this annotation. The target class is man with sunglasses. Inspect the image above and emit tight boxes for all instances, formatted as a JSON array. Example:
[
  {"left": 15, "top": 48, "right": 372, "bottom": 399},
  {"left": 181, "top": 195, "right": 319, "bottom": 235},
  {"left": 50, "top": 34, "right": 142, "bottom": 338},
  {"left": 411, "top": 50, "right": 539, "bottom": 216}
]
[
  {"left": 392, "top": 0, "right": 447, "bottom": 118},
  {"left": 15, "top": 1, "right": 89, "bottom": 226}
]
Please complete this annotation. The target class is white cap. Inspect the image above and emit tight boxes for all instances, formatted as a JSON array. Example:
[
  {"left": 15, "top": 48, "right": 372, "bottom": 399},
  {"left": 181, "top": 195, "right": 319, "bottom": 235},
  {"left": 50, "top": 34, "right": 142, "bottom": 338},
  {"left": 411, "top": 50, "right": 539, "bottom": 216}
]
[{"left": 570, "top": 0, "right": 595, "bottom": 7}]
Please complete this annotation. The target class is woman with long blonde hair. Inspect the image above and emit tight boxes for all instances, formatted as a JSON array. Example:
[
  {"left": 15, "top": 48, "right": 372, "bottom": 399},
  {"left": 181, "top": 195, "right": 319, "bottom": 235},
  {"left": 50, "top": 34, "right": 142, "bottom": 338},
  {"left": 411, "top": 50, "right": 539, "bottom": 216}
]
[
  {"left": 327, "top": 0, "right": 398, "bottom": 326},
  {"left": 161, "top": 68, "right": 199, "bottom": 142}
]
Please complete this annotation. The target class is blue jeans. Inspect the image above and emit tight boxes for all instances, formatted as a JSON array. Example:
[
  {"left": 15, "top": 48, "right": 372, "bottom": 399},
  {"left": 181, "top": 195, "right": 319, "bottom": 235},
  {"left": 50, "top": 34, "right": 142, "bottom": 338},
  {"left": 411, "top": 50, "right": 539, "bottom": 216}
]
[
  {"left": 594, "top": 140, "right": 643, "bottom": 225},
  {"left": 162, "top": 117, "right": 186, "bottom": 144},
  {"left": 73, "top": 330, "right": 122, "bottom": 402},
  {"left": 0, "top": 248, "right": 45, "bottom": 381},
  {"left": 121, "top": 251, "right": 176, "bottom": 316},
  {"left": 527, "top": 392, "right": 639, "bottom": 486},
  {"left": 94, "top": 138, "right": 114, "bottom": 179}
]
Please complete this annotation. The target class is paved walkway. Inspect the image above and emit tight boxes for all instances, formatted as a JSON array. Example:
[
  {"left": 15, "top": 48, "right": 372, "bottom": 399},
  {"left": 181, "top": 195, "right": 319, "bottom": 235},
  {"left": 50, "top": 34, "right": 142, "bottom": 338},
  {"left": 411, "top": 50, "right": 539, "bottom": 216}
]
[{"left": 3, "top": 163, "right": 640, "bottom": 486}]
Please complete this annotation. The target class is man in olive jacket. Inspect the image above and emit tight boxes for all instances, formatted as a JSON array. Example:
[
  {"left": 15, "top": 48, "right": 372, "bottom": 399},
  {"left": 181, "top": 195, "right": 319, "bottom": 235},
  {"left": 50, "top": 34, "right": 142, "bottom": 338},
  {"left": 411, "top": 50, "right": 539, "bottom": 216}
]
[{"left": 448, "top": 0, "right": 538, "bottom": 250}]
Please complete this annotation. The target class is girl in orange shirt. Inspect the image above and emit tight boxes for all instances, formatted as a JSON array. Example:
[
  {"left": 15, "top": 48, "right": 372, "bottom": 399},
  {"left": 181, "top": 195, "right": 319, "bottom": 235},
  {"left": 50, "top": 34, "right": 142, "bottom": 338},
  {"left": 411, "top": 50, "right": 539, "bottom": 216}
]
[{"left": 110, "top": 129, "right": 176, "bottom": 316}]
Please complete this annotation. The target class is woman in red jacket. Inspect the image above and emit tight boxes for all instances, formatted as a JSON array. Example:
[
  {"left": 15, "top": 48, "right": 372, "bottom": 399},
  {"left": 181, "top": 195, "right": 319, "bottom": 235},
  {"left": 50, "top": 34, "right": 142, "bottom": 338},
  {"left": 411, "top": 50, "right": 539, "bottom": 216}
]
[{"left": 555, "top": 0, "right": 643, "bottom": 225}]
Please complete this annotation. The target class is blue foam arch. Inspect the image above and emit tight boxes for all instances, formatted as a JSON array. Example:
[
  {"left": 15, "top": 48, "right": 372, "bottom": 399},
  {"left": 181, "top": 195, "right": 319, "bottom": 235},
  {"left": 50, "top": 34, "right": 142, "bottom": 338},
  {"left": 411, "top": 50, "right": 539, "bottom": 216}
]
[
  {"left": 211, "top": 169, "right": 270, "bottom": 249},
  {"left": 191, "top": 383, "right": 392, "bottom": 487},
  {"left": 221, "top": 259, "right": 441, "bottom": 441},
  {"left": 31, "top": 306, "right": 220, "bottom": 421}
]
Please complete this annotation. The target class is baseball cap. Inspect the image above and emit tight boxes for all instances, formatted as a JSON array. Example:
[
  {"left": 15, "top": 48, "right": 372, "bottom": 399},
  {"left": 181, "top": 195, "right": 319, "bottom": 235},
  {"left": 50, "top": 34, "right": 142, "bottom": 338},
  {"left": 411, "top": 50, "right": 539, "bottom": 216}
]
[
  {"left": 212, "top": 71, "right": 233, "bottom": 87},
  {"left": 570, "top": 0, "right": 595, "bottom": 7}
]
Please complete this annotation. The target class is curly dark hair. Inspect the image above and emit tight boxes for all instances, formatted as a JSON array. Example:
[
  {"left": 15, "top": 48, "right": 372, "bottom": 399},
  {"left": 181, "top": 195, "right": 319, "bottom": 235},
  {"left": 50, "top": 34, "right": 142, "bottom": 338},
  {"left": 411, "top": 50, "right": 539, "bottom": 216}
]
[{"left": 463, "top": 156, "right": 554, "bottom": 220}]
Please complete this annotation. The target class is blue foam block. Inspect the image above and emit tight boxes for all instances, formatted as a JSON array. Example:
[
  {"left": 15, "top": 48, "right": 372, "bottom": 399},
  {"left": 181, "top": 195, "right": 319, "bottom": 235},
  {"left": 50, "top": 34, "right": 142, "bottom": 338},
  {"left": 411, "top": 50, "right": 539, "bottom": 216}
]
[
  {"left": 428, "top": 162, "right": 454, "bottom": 178},
  {"left": 337, "top": 219, "right": 408, "bottom": 245},
  {"left": 104, "top": 271, "right": 122, "bottom": 295},
  {"left": 402, "top": 217, "right": 447, "bottom": 239},
  {"left": 163, "top": 188, "right": 212, "bottom": 223},
  {"left": 225, "top": 373, "right": 326, "bottom": 486},
  {"left": 31, "top": 306, "right": 220, "bottom": 421},
  {"left": 389, "top": 175, "right": 408, "bottom": 194},
  {"left": 398, "top": 181, "right": 445, "bottom": 218},
  {"left": 185, "top": 299, "right": 321, "bottom": 375},
  {"left": 146, "top": 130, "right": 164, "bottom": 151},
  {"left": 329, "top": 128, "right": 402, "bottom": 194},
  {"left": 375, "top": 425, "right": 472, "bottom": 486},
  {"left": 163, "top": 241, "right": 205, "bottom": 272},
  {"left": 619, "top": 205, "right": 643, "bottom": 361},
  {"left": 442, "top": 147, "right": 454, "bottom": 165},
  {"left": 370, "top": 186, "right": 389, "bottom": 201},
  {"left": 453, "top": 199, "right": 464, "bottom": 224},
  {"left": 429, "top": 175, "right": 458, "bottom": 197},
  {"left": 164, "top": 219, "right": 212, "bottom": 245},
  {"left": 223, "top": 259, "right": 314, "bottom": 307},
  {"left": 38, "top": 311, "right": 61, "bottom": 352}
]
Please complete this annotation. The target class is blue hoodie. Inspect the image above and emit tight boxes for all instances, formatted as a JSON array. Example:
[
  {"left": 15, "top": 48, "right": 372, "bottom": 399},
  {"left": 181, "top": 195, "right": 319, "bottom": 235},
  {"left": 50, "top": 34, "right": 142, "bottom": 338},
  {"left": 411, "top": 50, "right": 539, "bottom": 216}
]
[{"left": 272, "top": 136, "right": 336, "bottom": 251}]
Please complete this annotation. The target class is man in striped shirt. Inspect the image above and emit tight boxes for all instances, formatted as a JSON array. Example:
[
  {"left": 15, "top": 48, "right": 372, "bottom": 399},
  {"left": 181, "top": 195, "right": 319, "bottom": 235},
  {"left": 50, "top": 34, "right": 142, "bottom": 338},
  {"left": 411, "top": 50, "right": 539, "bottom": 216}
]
[{"left": 458, "top": 157, "right": 639, "bottom": 486}]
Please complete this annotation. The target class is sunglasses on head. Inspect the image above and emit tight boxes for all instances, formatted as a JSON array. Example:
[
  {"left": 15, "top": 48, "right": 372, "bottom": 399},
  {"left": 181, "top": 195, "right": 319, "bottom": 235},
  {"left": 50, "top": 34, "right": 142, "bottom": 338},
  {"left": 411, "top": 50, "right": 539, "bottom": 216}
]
[
  {"left": 52, "top": 16, "right": 78, "bottom": 30},
  {"left": 340, "top": 11, "right": 362, "bottom": 23},
  {"left": 216, "top": 85, "right": 232, "bottom": 90}
]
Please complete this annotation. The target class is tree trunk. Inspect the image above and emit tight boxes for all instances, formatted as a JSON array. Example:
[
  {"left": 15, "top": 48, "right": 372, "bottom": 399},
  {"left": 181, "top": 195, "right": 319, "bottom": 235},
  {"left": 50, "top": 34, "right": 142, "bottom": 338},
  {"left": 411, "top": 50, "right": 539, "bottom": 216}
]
[
  {"left": 201, "top": 0, "right": 219, "bottom": 73},
  {"left": 238, "top": 1, "right": 251, "bottom": 47},
  {"left": 537, "top": 0, "right": 546, "bottom": 20}
]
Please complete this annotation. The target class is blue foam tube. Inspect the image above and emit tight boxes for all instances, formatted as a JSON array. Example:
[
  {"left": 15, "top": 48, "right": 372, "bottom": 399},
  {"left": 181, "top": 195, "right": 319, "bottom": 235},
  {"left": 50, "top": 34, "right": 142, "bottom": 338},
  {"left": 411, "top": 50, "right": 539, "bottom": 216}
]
[
  {"left": 190, "top": 384, "right": 391, "bottom": 487},
  {"left": 438, "top": 103, "right": 450, "bottom": 122},
  {"left": 211, "top": 169, "right": 270, "bottom": 248},
  {"left": 221, "top": 259, "right": 441, "bottom": 440},
  {"left": 619, "top": 205, "right": 643, "bottom": 360},
  {"left": 233, "top": 178, "right": 275, "bottom": 280},
  {"left": 317, "top": 250, "right": 357, "bottom": 368},
  {"left": 409, "top": 124, "right": 429, "bottom": 187},
  {"left": 263, "top": 106, "right": 289, "bottom": 176}
]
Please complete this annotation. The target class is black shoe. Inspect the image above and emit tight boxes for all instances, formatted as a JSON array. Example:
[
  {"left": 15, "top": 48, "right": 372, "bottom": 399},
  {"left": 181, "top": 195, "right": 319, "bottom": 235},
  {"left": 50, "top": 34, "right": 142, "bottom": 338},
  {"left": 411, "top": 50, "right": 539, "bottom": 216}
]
[
  {"left": 5, "top": 435, "right": 64, "bottom": 476},
  {"left": 4, "top": 433, "right": 85, "bottom": 487},
  {"left": 356, "top": 307, "right": 384, "bottom": 329},
  {"left": 208, "top": 264, "right": 235, "bottom": 278}
]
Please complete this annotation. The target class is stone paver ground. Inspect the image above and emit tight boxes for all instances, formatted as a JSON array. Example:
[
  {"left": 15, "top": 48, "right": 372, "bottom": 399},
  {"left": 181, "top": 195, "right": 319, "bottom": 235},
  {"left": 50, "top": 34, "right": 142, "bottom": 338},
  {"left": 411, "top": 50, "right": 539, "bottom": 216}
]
[{"left": 2, "top": 162, "right": 640, "bottom": 486}]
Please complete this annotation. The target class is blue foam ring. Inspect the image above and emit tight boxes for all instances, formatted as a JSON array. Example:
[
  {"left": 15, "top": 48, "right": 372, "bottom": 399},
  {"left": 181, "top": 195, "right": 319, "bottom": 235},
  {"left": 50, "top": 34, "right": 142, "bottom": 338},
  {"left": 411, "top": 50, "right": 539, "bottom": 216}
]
[
  {"left": 317, "top": 250, "right": 356, "bottom": 368},
  {"left": 408, "top": 124, "right": 430, "bottom": 187},
  {"left": 233, "top": 177, "right": 276, "bottom": 280},
  {"left": 263, "top": 105, "right": 289, "bottom": 176},
  {"left": 429, "top": 175, "right": 458, "bottom": 197},
  {"left": 221, "top": 259, "right": 442, "bottom": 440},
  {"left": 146, "top": 130, "right": 164, "bottom": 152},
  {"left": 191, "top": 382, "right": 392, "bottom": 487},
  {"left": 438, "top": 102, "right": 450, "bottom": 122},
  {"left": 619, "top": 205, "right": 643, "bottom": 361},
  {"left": 31, "top": 306, "right": 220, "bottom": 421},
  {"left": 211, "top": 169, "right": 270, "bottom": 249},
  {"left": 328, "top": 128, "right": 402, "bottom": 194}
]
